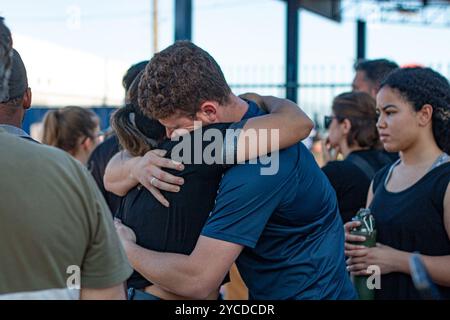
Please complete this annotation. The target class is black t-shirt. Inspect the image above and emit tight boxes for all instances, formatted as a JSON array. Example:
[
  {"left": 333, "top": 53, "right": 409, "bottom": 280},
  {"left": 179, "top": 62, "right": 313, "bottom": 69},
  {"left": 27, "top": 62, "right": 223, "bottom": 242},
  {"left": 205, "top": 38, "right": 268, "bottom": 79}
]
[
  {"left": 322, "top": 149, "right": 393, "bottom": 223},
  {"left": 87, "top": 134, "right": 122, "bottom": 215},
  {"left": 370, "top": 162, "right": 450, "bottom": 300},
  {"left": 117, "top": 123, "right": 233, "bottom": 290}
]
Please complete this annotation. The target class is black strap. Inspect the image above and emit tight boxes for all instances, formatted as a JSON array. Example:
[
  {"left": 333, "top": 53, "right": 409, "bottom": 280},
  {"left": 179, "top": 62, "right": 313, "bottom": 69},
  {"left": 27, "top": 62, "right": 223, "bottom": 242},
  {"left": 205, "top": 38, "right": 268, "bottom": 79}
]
[
  {"left": 377, "top": 151, "right": 395, "bottom": 165},
  {"left": 346, "top": 153, "right": 376, "bottom": 180}
]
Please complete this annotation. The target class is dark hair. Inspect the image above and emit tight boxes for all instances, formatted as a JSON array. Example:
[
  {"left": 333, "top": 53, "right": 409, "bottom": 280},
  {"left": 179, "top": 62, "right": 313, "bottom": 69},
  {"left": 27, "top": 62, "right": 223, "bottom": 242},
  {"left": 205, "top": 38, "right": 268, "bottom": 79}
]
[
  {"left": 42, "top": 106, "right": 98, "bottom": 154},
  {"left": 112, "top": 71, "right": 166, "bottom": 157},
  {"left": 380, "top": 67, "right": 450, "bottom": 154},
  {"left": 0, "top": 17, "right": 12, "bottom": 102},
  {"left": 122, "top": 60, "right": 149, "bottom": 91},
  {"left": 138, "top": 41, "right": 232, "bottom": 120},
  {"left": 354, "top": 59, "right": 399, "bottom": 89},
  {"left": 332, "top": 91, "right": 380, "bottom": 149}
]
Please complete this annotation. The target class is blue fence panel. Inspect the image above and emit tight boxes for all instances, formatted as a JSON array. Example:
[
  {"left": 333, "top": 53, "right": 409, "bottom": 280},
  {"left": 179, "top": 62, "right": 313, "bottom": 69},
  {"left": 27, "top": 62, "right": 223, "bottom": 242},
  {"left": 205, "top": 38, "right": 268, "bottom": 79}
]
[{"left": 22, "top": 106, "right": 119, "bottom": 134}]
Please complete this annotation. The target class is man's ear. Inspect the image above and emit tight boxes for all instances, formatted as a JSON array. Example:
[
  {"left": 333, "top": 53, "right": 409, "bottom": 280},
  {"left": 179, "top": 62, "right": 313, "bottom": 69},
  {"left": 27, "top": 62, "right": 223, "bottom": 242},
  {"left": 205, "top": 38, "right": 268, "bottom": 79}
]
[
  {"left": 22, "top": 87, "right": 32, "bottom": 110},
  {"left": 196, "top": 101, "right": 219, "bottom": 123},
  {"left": 417, "top": 104, "right": 433, "bottom": 127}
]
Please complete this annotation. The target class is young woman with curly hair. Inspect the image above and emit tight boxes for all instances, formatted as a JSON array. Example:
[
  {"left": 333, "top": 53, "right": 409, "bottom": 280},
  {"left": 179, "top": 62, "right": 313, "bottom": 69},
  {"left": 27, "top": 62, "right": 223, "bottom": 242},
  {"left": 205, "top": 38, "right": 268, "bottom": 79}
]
[{"left": 345, "top": 67, "right": 450, "bottom": 299}]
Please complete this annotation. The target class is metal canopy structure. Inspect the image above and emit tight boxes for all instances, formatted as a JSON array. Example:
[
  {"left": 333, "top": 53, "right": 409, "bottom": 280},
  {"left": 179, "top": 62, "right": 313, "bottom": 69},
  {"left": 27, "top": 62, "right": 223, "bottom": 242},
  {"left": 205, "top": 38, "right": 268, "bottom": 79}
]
[
  {"left": 294, "top": 0, "right": 341, "bottom": 22},
  {"left": 173, "top": 0, "right": 342, "bottom": 102},
  {"left": 282, "top": 0, "right": 342, "bottom": 102},
  {"left": 341, "top": 0, "right": 450, "bottom": 27},
  {"left": 172, "top": 0, "right": 450, "bottom": 102},
  {"left": 346, "top": 0, "right": 450, "bottom": 65}
]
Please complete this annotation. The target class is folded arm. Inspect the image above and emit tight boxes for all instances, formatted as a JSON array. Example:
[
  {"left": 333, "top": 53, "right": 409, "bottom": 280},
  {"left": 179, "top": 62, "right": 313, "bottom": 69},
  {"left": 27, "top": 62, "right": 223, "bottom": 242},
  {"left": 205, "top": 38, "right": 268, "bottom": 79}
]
[{"left": 103, "top": 150, "right": 141, "bottom": 197}]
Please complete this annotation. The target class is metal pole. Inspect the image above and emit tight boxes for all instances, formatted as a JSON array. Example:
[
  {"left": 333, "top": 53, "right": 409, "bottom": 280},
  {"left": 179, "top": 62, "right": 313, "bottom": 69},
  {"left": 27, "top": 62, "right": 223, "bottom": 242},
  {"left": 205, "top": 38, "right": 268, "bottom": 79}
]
[
  {"left": 175, "top": 0, "right": 192, "bottom": 41},
  {"left": 286, "top": 0, "right": 299, "bottom": 102},
  {"left": 153, "top": 0, "right": 158, "bottom": 53},
  {"left": 356, "top": 19, "right": 366, "bottom": 61}
]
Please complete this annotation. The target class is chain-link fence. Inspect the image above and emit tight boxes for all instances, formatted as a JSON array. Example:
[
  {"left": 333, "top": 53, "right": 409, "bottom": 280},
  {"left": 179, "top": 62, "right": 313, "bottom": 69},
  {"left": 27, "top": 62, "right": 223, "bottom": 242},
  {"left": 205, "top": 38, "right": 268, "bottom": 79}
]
[{"left": 22, "top": 62, "right": 450, "bottom": 137}]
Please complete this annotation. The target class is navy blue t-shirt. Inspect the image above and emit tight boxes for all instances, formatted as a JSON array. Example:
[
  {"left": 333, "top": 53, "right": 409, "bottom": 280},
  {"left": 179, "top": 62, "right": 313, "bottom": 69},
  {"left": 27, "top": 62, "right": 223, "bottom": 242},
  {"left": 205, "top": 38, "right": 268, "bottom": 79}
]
[{"left": 201, "top": 102, "right": 356, "bottom": 300}]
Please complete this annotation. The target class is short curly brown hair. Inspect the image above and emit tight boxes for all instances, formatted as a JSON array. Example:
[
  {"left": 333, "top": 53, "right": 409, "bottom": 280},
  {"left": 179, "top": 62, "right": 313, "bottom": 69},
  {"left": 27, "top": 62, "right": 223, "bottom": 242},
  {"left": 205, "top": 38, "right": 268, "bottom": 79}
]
[{"left": 138, "top": 41, "right": 231, "bottom": 120}]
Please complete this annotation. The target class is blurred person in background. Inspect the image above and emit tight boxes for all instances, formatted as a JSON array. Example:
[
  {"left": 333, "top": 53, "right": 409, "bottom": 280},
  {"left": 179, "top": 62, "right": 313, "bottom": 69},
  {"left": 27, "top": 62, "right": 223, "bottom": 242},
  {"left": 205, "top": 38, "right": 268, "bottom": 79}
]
[
  {"left": 42, "top": 106, "right": 103, "bottom": 165},
  {"left": 331, "top": 58, "right": 400, "bottom": 164},
  {"left": 0, "top": 47, "right": 33, "bottom": 141},
  {"left": 345, "top": 68, "right": 450, "bottom": 299},
  {"left": 352, "top": 59, "right": 399, "bottom": 99},
  {"left": 321, "top": 92, "right": 392, "bottom": 223}
]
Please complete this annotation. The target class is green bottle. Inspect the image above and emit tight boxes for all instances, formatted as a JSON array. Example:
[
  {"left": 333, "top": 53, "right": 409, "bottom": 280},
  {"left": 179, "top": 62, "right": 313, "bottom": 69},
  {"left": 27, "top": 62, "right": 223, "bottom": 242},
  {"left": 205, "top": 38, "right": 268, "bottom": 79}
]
[{"left": 350, "top": 208, "right": 377, "bottom": 300}]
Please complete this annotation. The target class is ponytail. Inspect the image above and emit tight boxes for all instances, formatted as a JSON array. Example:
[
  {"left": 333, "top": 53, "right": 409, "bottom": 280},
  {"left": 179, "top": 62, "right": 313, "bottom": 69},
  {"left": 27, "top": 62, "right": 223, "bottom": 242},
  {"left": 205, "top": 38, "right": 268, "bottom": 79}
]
[
  {"left": 112, "top": 69, "right": 165, "bottom": 156},
  {"left": 112, "top": 105, "right": 157, "bottom": 157},
  {"left": 41, "top": 106, "right": 98, "bottom": 153},
  {"left": 41, "top": 110, "right": 61, "bottom": 147}
]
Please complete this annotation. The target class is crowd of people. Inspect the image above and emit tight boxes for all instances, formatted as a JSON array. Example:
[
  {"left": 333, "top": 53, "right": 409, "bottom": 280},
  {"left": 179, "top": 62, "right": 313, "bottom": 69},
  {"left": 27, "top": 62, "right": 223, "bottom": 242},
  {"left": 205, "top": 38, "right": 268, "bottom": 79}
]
[{"left": 1, "top": 16, "right": 449, "bottom": 300}]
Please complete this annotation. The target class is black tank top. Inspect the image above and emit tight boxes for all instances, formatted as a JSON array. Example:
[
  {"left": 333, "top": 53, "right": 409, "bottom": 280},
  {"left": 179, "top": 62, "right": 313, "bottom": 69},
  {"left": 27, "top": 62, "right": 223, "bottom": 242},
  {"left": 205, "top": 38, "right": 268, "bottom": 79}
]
[
  {"left": 116, "top": 123, "right": 232, "bottom": 290},
  {"left": 370, "top": 161, "right": 450, "bottom": 300}
]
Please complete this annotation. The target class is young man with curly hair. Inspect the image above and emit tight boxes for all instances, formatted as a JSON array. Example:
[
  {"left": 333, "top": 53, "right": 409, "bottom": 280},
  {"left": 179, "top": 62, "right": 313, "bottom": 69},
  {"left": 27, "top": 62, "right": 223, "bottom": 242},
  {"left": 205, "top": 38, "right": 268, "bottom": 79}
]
[{"left": 109, "top": 41, "right": 356, "bottom": 300}]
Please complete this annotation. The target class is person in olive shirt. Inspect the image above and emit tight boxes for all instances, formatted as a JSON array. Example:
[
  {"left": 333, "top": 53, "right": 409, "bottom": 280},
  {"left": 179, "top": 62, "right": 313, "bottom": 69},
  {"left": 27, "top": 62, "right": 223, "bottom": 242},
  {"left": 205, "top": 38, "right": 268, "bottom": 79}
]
[{"left": 0, "top": 129, "right": 132, "bottom": 299}]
